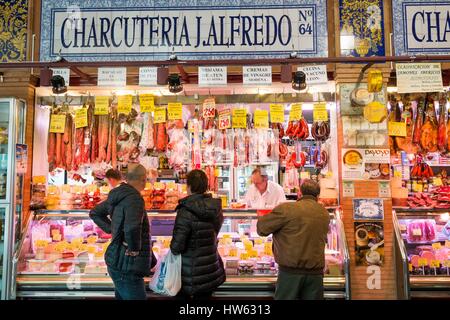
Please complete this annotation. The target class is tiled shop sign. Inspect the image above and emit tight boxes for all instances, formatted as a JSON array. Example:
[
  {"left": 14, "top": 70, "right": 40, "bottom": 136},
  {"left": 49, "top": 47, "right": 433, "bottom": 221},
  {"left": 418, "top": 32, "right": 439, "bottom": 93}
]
[
  {"left": 40, "top": 0, "right": 328, "bottom": 62},
  {"left": 393, "top": 0, "right": 450, "bottom": 55}
]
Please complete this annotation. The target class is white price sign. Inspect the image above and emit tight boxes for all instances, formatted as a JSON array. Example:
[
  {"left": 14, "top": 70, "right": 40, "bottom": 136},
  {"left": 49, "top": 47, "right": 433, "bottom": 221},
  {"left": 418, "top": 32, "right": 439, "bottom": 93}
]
[
  {"left": 198, "top": 66, "right": 227, "bottom": 86},
  {"left": 97, "top": 67, "right": 127, "bottom": 87},
  {"left": 51, "top": 68, "right": 70, "bottom": 86},
  {"left": 297, "top": 65, "right": 328, "bottom": 85},
  {"left": 396, "top": 63, "right": 443, "bottom": 93},
  {"left": 139, "top": 67, "right": 158, "bottom": 86},
  {"left": 243, "top": 66, "right": 272, "bottom": 85}
]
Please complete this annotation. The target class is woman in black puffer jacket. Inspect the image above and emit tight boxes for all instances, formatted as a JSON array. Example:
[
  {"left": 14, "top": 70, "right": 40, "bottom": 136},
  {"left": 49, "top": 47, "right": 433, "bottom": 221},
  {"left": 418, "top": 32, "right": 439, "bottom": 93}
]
[{"left": 170, "top": 170, "right": 225, "bottom": 299}]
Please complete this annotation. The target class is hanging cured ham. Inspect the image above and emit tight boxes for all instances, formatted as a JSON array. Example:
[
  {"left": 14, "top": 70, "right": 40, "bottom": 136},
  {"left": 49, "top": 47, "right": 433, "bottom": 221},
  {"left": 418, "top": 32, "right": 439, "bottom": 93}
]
[
  {"left": 447, "top": 104, "right": 450, "bottom": 154},
  {"left": 388, "top": 96, "right": 401, "bottom": 155},
  {"left": 412, "top": 97, "right": 425, "bottom": 148},
  {"left": 437, "top": 94, "right": 448, "bottom": 154},
  {"left": 395, "top": 96, "right": 419, "bottom": 154},
  {"left": 420, "top": 96, "right": 438, "bottom": 153},
  {"left": 63, "top": 114, "right": 73, "bottom": 171}
]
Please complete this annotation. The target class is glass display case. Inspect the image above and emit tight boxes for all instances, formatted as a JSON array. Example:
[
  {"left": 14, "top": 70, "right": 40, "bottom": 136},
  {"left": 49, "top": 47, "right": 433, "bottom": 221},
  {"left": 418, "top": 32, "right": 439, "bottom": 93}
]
[
  {"left": 0, "top": 98, "right": 26, "bottom": 300},
  {"left": 15, "top": 208, "right": 349, "bottom": 299},
  {"left": 394, "top": 208, "right": 450, "bottom": 299}
]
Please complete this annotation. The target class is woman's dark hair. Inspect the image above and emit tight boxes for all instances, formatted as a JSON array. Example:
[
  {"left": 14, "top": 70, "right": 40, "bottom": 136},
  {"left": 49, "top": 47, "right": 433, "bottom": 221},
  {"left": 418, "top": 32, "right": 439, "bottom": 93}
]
[
  {"left": 187, "top": 169, "right": 208, "bottom": 194},
  {"left": 105, "top": 168, "right": 122, "bottom": 181},
  {"left": 300, "top": 179, "right": 321, "bottom": 198}
]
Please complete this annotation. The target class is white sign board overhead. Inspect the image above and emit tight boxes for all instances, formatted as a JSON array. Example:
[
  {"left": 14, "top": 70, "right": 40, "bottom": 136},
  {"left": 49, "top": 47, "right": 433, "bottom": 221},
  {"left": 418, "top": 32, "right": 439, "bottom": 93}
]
[
  {"left": 393, "top": 1, "right": 450, "bottom": 56},
  {"left": 243, "top": 66, "right": 272, "bottom": 85},
  {"left": 97, "top": 67, "right": 127, "bottom": 87},
  {"left": 51, "top": 68, "right": 70, "bottom": 86},
  {"left": 139, "top": 67, "right": 158, "bottom": 86},
  {"left": 198, "top": 66, "right": 227, "bottom": 87},
  {"left": 297, "top": 65, "right": 328, "bottom": 85},
  {"left": 396, "top": 63, "right": 443, "bottom": 93},
  {"left": 40, "top": 0, "right": 328, "bottom": 62}
]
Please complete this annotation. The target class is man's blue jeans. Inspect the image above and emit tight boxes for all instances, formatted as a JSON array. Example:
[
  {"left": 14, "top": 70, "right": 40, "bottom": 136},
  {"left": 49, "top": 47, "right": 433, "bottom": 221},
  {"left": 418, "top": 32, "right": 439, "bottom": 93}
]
[{"left": 107, "top": 266, "right": 147, "bottom": 300}]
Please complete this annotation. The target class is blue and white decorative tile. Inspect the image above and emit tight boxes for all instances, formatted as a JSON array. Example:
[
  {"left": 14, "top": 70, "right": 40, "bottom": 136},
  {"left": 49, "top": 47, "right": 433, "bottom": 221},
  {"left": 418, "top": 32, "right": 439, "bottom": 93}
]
[
  {"left": 0, "top": 0, "right": 28, "bottom": 62},
  {"left": 40, "top": 0, "right": 328, "bottom": 62},
  {"left": 392, "top": 0, "right": 450, "bottom": 56},
  {"left": 339, "top": 0, "right": 385, "bottom": 57}
]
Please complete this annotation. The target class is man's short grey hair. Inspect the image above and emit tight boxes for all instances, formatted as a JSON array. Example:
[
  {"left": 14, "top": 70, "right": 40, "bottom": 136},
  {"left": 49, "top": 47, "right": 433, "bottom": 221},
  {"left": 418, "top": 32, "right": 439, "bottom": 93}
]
[
  {"left": 251, "top": 167, "right": 268, "bottom": 178},
  {"left": 126, "top": 164, "right": 147, "bottom": 182},
  {"left": 300, "top": 179, "right": 321, "bottom": 198}
]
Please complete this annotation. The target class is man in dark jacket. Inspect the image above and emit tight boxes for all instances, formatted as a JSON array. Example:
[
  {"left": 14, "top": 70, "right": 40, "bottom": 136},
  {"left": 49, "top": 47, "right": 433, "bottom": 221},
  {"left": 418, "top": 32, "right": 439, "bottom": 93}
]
[
  {"left": 170, "top": 169, "right": 226, "bottom": 298},
  {"left": 257, "top": 179, "right": 330, "bottom": 300},
  {"left": 90, "top": 164, "right": 151, "bottom": 300}
]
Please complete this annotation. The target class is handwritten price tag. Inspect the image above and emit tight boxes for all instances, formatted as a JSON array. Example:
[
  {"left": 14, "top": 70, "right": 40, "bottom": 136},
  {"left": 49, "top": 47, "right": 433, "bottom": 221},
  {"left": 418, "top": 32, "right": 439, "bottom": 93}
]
[
  {"left": 75, "top": 108, "right": 88, "bottom": 129},
  {"left": 32, "top": 176, "right": 46, "bottom": 184},
  {"left": 94, "top": 96, "right": 109, "bottom": 115},
  {"left": 167, "top": 102, "right": 183, "bottom": 120},
  {"left": 154, "top": 106, "right": 167, "bottom": 123},
  {"left": 418, "top": 258, "right": 428, "bottom": 267},
  {"left": 289, "top": 103, "right": 302, "bottom": 121},
  {"left": 431, "top": 260, "right": 441, "bottom": 268},
  {"left": 202, "top": 98, "right": 216, "bottom": 118},
  {"left": 218, "top": 109, "right": 231, "bottom": 130},
  {"left": 388, "top": 121, "right": 407, "bottom": 137},
  {"left": 49, "top": 114, "right": 66, "bottom": 133},
  {"left": 117, "top": 95, "right": 133, "bottom": 114},
  {"left": 254, "top": 109, "right": 269, "bottom": 129},
  {"left": 139, "top": 94, "right": 154, "bottom": 113},
  {"left": 313, "top": 103, "right": 328, "bottom": 121},
  {"left": 270, "top": 104, "right": 284, "bottom": 123},
  {"left": 446, "top": 240, "right": 450, "bottom": 249},
  {"left": 432, "top": 242, "right": 442, "bottom": 250},
  {"left": 232, "top": 108, "right": 247, "bottom": 129}
]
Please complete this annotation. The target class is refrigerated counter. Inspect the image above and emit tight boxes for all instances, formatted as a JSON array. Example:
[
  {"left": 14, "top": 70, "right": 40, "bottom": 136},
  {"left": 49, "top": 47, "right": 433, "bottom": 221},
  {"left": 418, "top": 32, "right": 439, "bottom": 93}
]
[
  {"left": 15, "top": 208, "right": 350, "bottom": 299},
  {"left": 393, "top": 208, "right": 450, "bottom": 299}
]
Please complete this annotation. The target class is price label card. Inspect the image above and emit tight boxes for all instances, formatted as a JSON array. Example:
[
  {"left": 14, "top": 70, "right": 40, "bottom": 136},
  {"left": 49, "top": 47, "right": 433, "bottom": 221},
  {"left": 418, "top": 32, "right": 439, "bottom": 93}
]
[
  {"left": 94, "top": 96, "right": 109, "bottom": 115},
  {"left": 202, "top": 98, "right": 216, "bottom": 118},
  {"left": 232, "top": 108, "right": 247, "bottom": 129},
  {"left": 139, "top": 94, "right": 154, "bottom": 113},
  {"left": 218, "top": 109, "right": 231, "bottom": 130},
  {"left": 154, "top": 106, "right": 167, "bottom": 123},
  {"left": 254, "top": 109, "right": 269, "bottom": 129},
  {"left": 167, "top": 102, "right": 183, "bottom": 120},
  {"left": 117, "top": 95, "right": 133, "bottom": 114},
  {"left": 49, "top": 114, "right": 66, "bottom": 133},
  {"left": 300, "top": 171, "right": 310, "bottom": 179},
  {"left": 270, "top": 104, "right": 284, "bottom": 123},
  {"left": 32, "top": 176, "right": 46, "bottom": 184},
  {"left": 313, "top": 103, "right": 328, "bottom": 121},
  {"left": 74, "top": 108, "right": 88, "bottom": 129},
  {"left": 432, "top": 242, "right": 442, "bottom": 250},
  {"left": 289, "top": 103, "right": 302, "bottom": 121},
  {"left": 446, "top": 240, "right": 450, "bottom": 249},
  {"left": 388, "top": 121, "right": 407, "bottom": 137},
  {"left": 394, "top": 170, "right": 402, "bottom": 178},
  {"left": 418, "top": 258, "right": 428, "bottom": 267},
  {"left": 228, "top": 248, "right": 237, "bottom": 257},
  {"left": 431, "top": 260, "right": 441, "bottom": 268}
]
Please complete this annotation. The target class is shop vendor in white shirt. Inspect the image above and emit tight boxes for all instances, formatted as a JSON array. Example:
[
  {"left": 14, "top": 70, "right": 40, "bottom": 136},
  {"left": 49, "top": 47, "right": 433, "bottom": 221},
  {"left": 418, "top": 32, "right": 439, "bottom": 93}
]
[{"left": 244, "top": 167, "right": 286, "bottom": 209}]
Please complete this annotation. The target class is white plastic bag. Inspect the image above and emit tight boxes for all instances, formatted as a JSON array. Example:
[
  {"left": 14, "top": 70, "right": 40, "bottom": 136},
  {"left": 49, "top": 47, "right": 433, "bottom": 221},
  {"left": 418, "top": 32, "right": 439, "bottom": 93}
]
[{"left": 149, "top": 250, "right": 182, "bottom": 296}]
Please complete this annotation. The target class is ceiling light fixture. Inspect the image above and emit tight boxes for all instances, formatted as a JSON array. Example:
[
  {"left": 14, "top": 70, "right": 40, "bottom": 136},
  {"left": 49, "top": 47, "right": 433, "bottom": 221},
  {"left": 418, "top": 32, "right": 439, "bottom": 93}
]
[
  {"left": 292, "top": 71, "right": 307, "bottom": 91},
  {"left": 51, "top": 75, "right": 67, "bottom": 94},
  {"left": 168, "top": 74, "right": 183, "bottom": 94}
]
